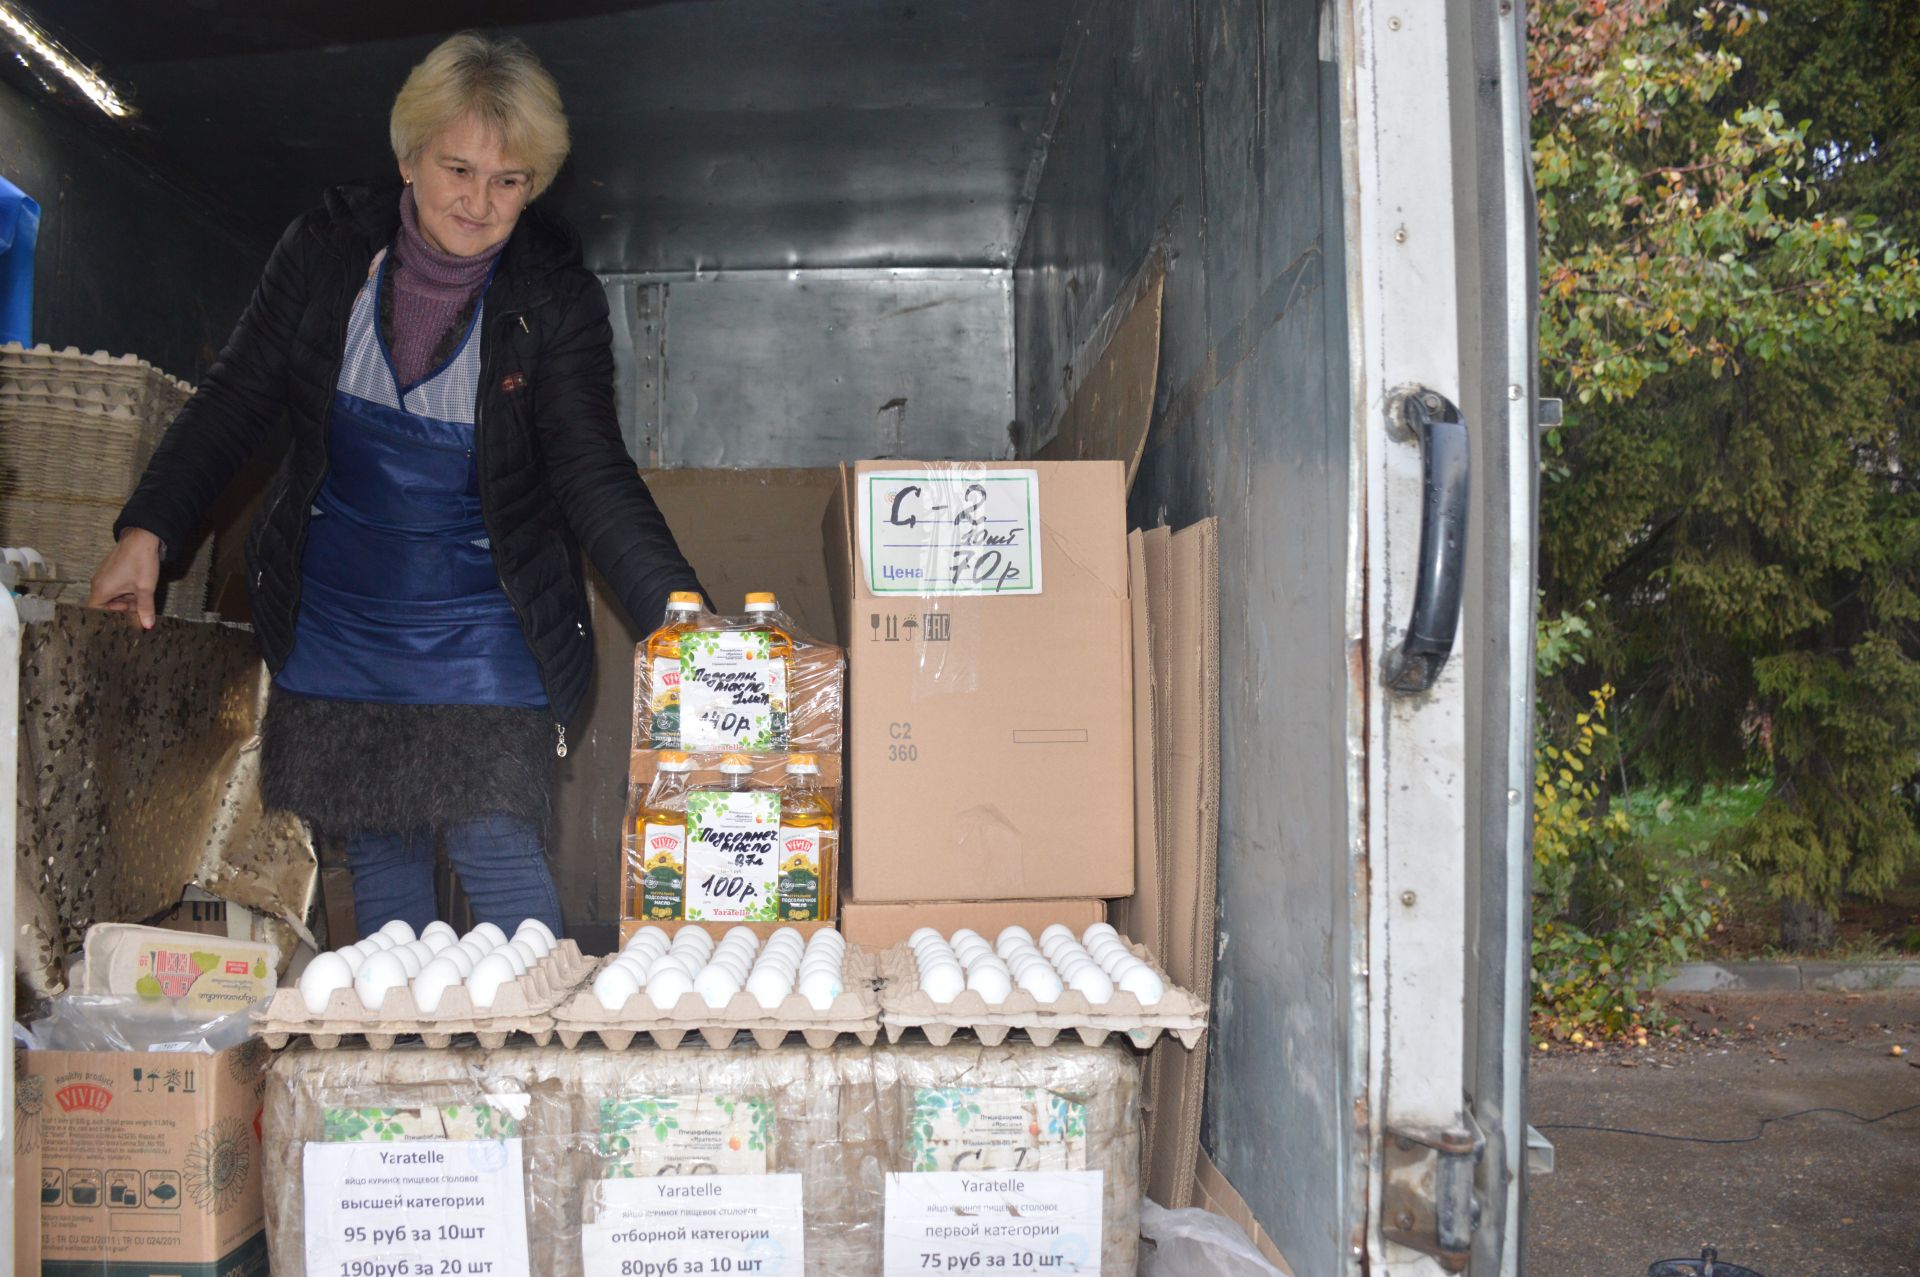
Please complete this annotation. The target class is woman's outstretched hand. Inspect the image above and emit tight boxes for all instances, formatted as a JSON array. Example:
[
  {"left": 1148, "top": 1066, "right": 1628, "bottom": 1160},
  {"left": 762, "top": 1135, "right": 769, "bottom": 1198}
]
[{"left": 88, "top": 528, "right": 164, "bottom": 629}]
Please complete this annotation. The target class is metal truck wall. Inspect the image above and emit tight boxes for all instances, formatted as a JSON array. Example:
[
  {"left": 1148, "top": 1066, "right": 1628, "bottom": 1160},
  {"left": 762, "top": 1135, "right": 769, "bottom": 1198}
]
[
  {"left": 0, "top": 81, "right": 263, "bottom": 382},
  {"left": 603, "top": 271, "right": 1017, "bottom": 468},
  {"left": 1014, "top": 1, "right": 1358, "bottom": 1272}
]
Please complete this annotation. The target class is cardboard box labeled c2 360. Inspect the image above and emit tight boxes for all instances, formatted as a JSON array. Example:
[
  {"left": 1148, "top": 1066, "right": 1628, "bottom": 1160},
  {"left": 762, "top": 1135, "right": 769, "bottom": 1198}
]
[{"left": 827, "top": 460, "right": 1134, "bottom": 901}]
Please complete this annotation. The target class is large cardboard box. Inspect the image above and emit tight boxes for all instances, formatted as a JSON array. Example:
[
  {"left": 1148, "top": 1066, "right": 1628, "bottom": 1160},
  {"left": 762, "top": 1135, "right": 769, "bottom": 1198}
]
[
  {"left": 827, "top": 460, "right": 1134, "bottom": 901},
  {"left": 25, "top": 1042, "right": 269, "bottom": 1276},
  {"left": 840, "top": 897, "right": 1106, "bottom": 948}
]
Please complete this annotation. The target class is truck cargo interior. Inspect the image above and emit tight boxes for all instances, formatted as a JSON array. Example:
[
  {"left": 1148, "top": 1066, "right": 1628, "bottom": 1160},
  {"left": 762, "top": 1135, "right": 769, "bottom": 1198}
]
[{"left": 2, "top": 2, "right": 1537, "bottom": 1274}]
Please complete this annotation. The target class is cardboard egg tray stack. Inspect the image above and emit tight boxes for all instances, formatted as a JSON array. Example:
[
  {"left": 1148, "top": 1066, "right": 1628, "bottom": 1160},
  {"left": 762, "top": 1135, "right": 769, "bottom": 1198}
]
[
  {"left": 874, "top": 941, "right": 1208, "bottom": 1050},
  {"left": 252, "top": 940, "right": 594, "bottom": 1050},
  {"left": 0, "top": 343, "right": 211, "bottom": 616},
  {"left": 551, "top": 944, "right": 883, "bottom": 1051}
]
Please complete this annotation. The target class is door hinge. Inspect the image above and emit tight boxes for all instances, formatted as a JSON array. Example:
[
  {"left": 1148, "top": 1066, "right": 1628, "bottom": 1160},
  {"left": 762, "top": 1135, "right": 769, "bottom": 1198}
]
[{"left": 1382, "top": 1121, "right": 1484, "bottom": 1271}]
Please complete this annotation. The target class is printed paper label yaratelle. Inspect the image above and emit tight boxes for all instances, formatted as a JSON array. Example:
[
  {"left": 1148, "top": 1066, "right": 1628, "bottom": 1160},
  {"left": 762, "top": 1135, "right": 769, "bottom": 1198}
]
[{"left": 685, "top": 790, "right": 782, "bottom": 922}]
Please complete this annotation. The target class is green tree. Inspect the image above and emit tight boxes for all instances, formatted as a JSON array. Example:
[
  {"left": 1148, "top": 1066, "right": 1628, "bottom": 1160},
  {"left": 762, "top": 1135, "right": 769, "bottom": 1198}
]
[{"left": 1531, "top": 0, "right": 1920, "bottom": 948}]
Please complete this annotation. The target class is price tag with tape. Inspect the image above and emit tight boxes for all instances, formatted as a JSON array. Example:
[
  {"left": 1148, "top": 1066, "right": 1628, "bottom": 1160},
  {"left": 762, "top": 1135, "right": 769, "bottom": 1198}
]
[{"left": 859, "top": 469, "right": 1044, "bottom": 597}]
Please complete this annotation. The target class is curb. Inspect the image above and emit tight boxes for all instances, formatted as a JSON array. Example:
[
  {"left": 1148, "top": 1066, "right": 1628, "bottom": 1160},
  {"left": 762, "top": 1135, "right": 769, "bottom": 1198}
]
[{"left": 1657, "top": 960, "right": 1920, "bottom": 994}]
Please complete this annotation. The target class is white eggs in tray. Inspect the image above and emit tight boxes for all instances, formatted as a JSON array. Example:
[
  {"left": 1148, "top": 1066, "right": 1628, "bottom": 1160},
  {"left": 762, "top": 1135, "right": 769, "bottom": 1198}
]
[
  {"left": 594, "top": 926, "right": 850, "bottom": 1015},
  {"left": 288, "top": 917, "right": 564, "bottom": 1020},
  {"left": 908, "top": 924, "right": 1168, "bottom": 1008}
]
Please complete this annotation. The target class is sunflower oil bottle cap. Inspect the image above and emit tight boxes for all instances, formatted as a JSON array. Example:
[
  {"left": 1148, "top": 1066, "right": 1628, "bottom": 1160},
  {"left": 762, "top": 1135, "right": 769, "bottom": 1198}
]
[
  {"left": 666, "top": 591, "right": 703, "bottom": 611},
  {"left": 656, "top": 751, "right": 692, "bottom": 772},
  {"left": 719, "top": 753, "right": 754, "bottom": 774},
  {"left": 743, "top": 591, "right": 779, "bottom": 613},
  {"left": 785, "top": 753, "right": 819, "bottom": 774}
]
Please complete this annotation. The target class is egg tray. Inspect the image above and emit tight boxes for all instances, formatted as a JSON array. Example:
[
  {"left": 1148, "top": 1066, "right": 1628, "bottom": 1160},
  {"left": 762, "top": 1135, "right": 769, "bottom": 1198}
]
[
  {"left": 251, "top": 940, "right": 594, "bottom": 1050},
  {"left": 874, "top": 941, "right": 1209, "bottom": 1050},
  {"left": 550, "top": 944, "right": 882, "bottom": 1051}
]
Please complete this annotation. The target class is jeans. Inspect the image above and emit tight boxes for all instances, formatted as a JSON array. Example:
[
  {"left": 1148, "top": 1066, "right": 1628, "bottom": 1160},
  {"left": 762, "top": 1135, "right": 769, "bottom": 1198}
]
[{"left": 344, "top": 814, "right": 563, "bottom": 938}]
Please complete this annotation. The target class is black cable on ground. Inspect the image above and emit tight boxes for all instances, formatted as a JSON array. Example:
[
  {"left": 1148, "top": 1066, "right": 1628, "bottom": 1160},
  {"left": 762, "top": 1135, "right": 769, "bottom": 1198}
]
[{"left": 1535, "top": 1101, "right": 1920, "bottom": 1146}]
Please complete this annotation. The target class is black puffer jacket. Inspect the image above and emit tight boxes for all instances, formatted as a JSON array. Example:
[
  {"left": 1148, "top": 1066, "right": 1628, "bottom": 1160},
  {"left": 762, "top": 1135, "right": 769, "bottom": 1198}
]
[{"left": 117, "top": 180, "right": 701, "bottom": 730}]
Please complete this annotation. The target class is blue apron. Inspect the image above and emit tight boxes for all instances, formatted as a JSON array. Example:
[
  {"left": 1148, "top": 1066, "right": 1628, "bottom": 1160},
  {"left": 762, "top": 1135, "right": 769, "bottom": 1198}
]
[{"left": 275, "top": 251, "right": 547, "bottom": 708}]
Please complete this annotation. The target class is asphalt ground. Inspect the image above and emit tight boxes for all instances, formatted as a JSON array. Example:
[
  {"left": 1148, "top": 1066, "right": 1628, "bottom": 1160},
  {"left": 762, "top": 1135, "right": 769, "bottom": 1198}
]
[{"left": 1525, "top": 991, "right": 1920, "bottom": 1276}]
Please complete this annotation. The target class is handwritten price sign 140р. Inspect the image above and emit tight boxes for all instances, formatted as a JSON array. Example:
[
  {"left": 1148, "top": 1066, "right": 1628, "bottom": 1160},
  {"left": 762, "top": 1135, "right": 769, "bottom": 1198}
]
[
  {"left": 859, "top": 469, "right": 1043, "bottom": 597},
  {"left": 882, "top": 1170, "right": 1104, "bottom": 1275},
  {"left": 304, "top": 1139, "right": 531, "bottom": 1277}
]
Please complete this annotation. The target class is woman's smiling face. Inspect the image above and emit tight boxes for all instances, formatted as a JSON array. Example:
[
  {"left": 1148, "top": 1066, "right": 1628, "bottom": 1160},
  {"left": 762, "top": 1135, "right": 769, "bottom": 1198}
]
[{"left": 401, "top": 114, "right": 533, "bottom": 257}]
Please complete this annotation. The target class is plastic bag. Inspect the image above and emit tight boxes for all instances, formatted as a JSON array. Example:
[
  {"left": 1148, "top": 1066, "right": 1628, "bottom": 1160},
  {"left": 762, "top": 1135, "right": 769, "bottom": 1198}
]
[
  {"left": 1139, "top": 1198, "right": 1288, "bottom": 1276},
  {"left": 22, "top": 994, "right": 258, "bottom": 1053}
]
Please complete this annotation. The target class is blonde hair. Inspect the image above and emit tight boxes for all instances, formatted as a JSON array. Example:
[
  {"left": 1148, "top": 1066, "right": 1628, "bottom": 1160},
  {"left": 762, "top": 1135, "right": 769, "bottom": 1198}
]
[{"left": 390, "top": 32, "right": 570, "bottom": 199}]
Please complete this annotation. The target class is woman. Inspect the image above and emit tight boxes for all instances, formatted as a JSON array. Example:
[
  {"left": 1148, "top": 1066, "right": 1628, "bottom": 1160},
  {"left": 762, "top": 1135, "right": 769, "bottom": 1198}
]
[{"left": 89, "top": 33, "right": 701, "bottom": 937}]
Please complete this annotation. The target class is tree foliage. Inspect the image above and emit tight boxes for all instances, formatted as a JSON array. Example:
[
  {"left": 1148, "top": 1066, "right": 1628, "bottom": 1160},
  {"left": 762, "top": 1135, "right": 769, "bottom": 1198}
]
[{"left": 1530, "top": 0, "right": 1920, "bottom": 938}]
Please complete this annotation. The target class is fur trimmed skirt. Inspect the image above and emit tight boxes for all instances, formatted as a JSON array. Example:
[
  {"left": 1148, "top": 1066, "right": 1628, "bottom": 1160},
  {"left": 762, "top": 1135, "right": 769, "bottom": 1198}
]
[{"left": 260, "top": 690, "right": 554, "bottom": 839}]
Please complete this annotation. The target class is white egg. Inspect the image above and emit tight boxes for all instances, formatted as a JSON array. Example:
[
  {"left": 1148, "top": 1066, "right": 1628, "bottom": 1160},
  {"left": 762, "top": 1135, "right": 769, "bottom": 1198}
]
[
  {"left": 671, "top": 926, "right": 714, "bottom": 953},
  {"left": 997, "top": 937, "right": 1040, "bottom": 962},
  {"left": 800, "top": 952, "right": 843, "bottom": 976},
  {"left": 297, "top": 952, "right": 354, "bottom": 1014},
  {"left": 610, "top": 953, "right": 651, "bottom": 981},
  {"left": 799, "top": 968, "right": 843, "bottom": 1010},
  {"left": 1017, "top": 966, "right": 1066, "bottom": 1004},
  {"left": 513, "top": 931, "right": 553, "bottom": 961},
  {"left": 1087, "top": 935, "right": 1130, "bottom": 962},
  {"left": 453, "top": 940, "right": 491, "bottom": 964},
  {"left": 353, "top": 951, "right": 409, "bottom": 1012},
  {"left": 746, "top": 967, "right": 794, "bottom": 1008},
  {"left": 410, "top": 957, "right": 465, "bottom": 1013},
  {"left": 362, "top": 932, "right": 395, "bottom": 951},
  {"left": 1067, "top": 966, "right": 1115, "bottom": 1004},
  {"left": 465, "top": 953, "right": 519, "bottom": 1008},
  {"left": 764, "top": 937, "right": 805, "bottom": 962},
  {"left": 1056, "top": 953, "right": 1096, "bottom": 979},
  {"left": 996, "top": 925, "right": 1035, "bottom": 950},
  {"left": 1082, "top": 922, "right": 1119, "bottom": 946},
  {"left": 625, "top": 937, "right": 669, "bottom": 963},
  {"left": 421, "top": 920, "right": 459, "bottom": 942},
  {"left": 953, "top": 940, "right": 993, "bottom": 966},
  {"left": 714, "top": 940, "right": 759, "bottom": 967},
  {"left": 1104, "top": 953, "right": 1148, "bottom": 980},
  {"left": 808, "top": 928, "right": 845, "bottom": 950},
  {"left": 1039, "top": 923, "right": 1078, "bottom": 946},
  {"left": 378, "top": 919, "right": 418, "bottom": 945},
  {"left": 710, "top": 952, "right": 753, "bottom": 982},
  {"left": 514, "top": 918, "right": 556, "bottom": 947},
  {"left": 649, "top": 953, "right": 697, "bottom": 982},
  {"left": 950, "top": 928, "right": 984, "bottom": 948},
  {"left": 1118, "top": 966, "right": 1166, "bottom": 1006},
  {"left": 967, "top": 964, "right": 1013, "bottom": 1005},
  {"left": 723, "top": 924, "right": 758, "bottom": 946},
  {"left": 469, "top": 922, "right": 508, "bottom": 947},
  {"left": 593, "top": 964, "right": 641, "bottom": 1011},
  {"left": 508, "top": 939, "right": 543, "bottom": 970},
  {"left": 919, "top": 963, "right": 965, "bottom": 1004},
  {"left": 421, "top": 931, "right": 454, "bottom": 954},
  {"left": 912, "top": 940, "right": 956, "bottom": 965},
  {"left": 646, "top": 966, "right": 695, "bottom": 1010},
  {"left": 964, "top": 951, "right": 1010, "bottom": 975},
  {"left": 769, "top": 926, "right": 806, "bottom": 948},
  {"left": 495, "top": 945, "right": 529, "bottom": 976},
  {"left": 908, "top": 926, "right": 945, "bottom": 948},
  {"left": 441, "top": 945, "right": 477, "bottom": 977},
  {"left": 391, "top": 946, "right": 424, "bottom": 978},
  {"left": 336, "top": 945, "right": 368, "bottom": 975},
  {"left": 1040, "top": 935, "right": 1076, "bottom": 962},
  {"left": 1010, "top": 953, "right": 1055, "bottom": 981},
  {"left": 695, "top": 965, "right": 741, "bottom": 1008},
  {"left": 627, "top": 925, "right": 670, "bottom": 949}
]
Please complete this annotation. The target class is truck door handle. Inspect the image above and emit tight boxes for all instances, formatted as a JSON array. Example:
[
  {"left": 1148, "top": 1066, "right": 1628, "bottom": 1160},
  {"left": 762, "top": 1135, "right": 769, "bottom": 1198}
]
[{"left": 1384, "top": 389, "right": 1469, "bottom": 695}]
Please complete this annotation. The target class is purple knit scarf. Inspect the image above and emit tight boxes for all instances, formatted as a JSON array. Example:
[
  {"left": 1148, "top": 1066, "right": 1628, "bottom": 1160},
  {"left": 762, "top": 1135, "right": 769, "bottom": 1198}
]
[{"left": 386, "top": 187, "right": 506, "bottom": 389}]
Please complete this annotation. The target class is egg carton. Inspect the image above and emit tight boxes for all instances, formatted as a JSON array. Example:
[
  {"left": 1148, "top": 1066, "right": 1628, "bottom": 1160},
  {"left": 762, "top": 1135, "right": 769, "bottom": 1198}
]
[
  {"left": 251, "top": 939, "right": 595, "bottom": 1050},
  {"left": 551, "top": 945, "right": 883, "bottom": 1051},
  {"left": 875, "top": 941, "right": 1208, "bottom": 1050}
]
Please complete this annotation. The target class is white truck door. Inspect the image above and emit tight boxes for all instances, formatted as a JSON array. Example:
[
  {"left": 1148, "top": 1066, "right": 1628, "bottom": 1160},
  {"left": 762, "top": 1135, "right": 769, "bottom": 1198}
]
[{"left": 1345, "top": 0, "right": 1536, "bottom": 1272}]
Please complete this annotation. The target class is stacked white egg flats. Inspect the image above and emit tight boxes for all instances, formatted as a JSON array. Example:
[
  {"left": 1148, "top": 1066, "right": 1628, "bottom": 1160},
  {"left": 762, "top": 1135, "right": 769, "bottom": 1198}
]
[
  {"left": 294, "top": 918, "right": 560, "bottom": 1015},
  {"left": 592, "top": 925, "right": 850, "bottom": 1014},
  {"left": 905, "top": 923, "right": 1165, "bottom": 1007}
]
